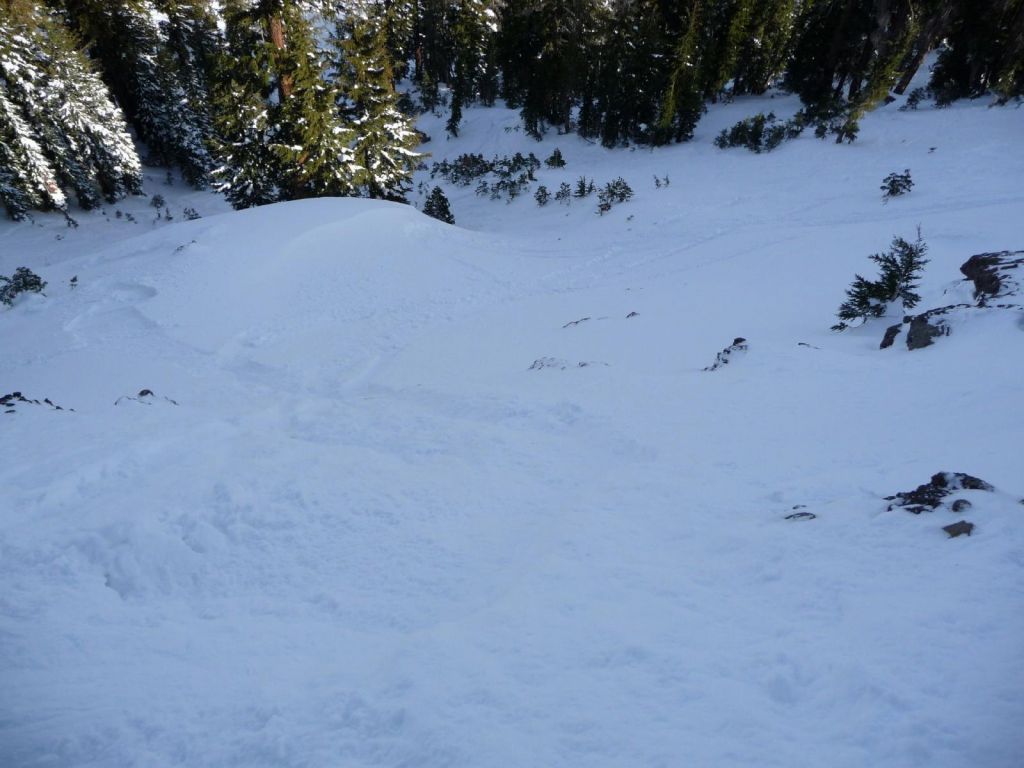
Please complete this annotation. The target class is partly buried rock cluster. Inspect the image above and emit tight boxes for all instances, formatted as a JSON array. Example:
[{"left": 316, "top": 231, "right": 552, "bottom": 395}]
[
  {"left": 880, "top": 250, "right": 1023, "bottom": 350},
  {"left": 886, "top": 471, "right": 998, "bottom": 538},
  {"left": 2, "top": 392, "right": 72, "bottom": 414}
]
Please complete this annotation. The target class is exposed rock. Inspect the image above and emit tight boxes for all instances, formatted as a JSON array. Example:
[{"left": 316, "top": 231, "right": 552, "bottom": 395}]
[
  {"left": 886, "top": 472, "right": 994, "bottom": 513},
  {"left": 115, "top": 389, "right": 178, "bottom": 406},
  {"left": 529, "top": 357, "right": 608, "bottom": 371},
  {"left": 704, "top": 338, "right": 748, "bottom": 371},
  {"left": 880, "top": 324, "right": 902, "bottom": 349},
  {"left": 785, "top": 511, "right": 817, "bottom": 521},
  {"left": 1, "top": 392, "right": 72, "bottom": 414},
  {"left": 906, "top": 314, "right": 949, "bottom": 349},
  {"left": 562, "top": 317, "right": 590, "bottom": 328},
  {"left": 960, "top": 251, "right": 1024, "bottom": 301},
  {"left": 626, "top": 311, "right": 639, "bottom": 319},
  {"left": 951, "top": 499, "right": 972, "bottom": 513},
  {"left": 943, "top": 521, "right": 975, "bottom": 538}
]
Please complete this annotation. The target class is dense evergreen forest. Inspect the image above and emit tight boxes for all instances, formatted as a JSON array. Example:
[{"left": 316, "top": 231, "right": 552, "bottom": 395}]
[{"left": 1, "top": 0, "right": 1022, "bottom": 219}]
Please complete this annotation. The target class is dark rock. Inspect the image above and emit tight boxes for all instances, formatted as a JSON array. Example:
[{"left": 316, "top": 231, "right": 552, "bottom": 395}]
[
  {"left": 626, "top": 311, "right": 639, "bottom": 318},
  {"left": 704, "top": 338, "right": 748, "bottom": 371},
  {"left": 886, "top": 472, "right": 994, "bottom": 512},
  {"left": 562, "top": 317, "right": 590, "bottom": 328},
  {"left": 880, "top": 324, "right": 902, "bottom": 349},
  {"left": 785, "top": 511, "right": 817, "bottom": 521},
  {"left": 115, "top": 390, "right": 177, "bottom": 406},
  {"left": 0, "top": 392, "right": 72, "bottom": 413},
  {"left": 951, "top": 499, "right": 972, "bottom": 512},
  {"left": 960, "top": 251, "right": 1024, "bottom": 301},
  {"left": 942, "top": 521, "right": 975, "bottom": 538},
  {"left": 906, "top": 315, "right": 948, "bottom": 349}
]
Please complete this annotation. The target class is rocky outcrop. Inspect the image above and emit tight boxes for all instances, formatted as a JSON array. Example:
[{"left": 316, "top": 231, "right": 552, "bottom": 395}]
[
  {"left": 960, "top": 251, "right": 1024, "bottom": 302},
  {"left": 2, "top": 392, "right": 72, "bottom": 414},
  {"left": 879, "top": 250, "right": 1022, "bottom": 350},
  {"left": 885, "top": 472, "right": 994, "bottom": 514}
]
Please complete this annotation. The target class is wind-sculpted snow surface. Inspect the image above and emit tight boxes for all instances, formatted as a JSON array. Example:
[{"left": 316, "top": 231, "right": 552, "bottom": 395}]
[{"left": 2, "top": 89, "right": 1024, "bottom": 768}]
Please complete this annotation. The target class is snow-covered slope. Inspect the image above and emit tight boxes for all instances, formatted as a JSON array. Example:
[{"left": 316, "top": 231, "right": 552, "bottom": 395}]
[{"left": 2, "top": 94, "right": 1023, "bottom": 768}]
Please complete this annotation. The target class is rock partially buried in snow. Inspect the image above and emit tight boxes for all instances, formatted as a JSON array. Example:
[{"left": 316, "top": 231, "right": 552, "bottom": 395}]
[
  {"left": 885, "top": 472, "right": 994, "bottom": 514},
  {"left": 529, "top": 357, "right": 608, "bottom": 371},
  {"left": 960, "top": 251, "right": 1024, "bottom": 301},
  {"left": 704, "top": 337, "right": 747, "bottom": 371},
  {"left": 115, "top": 389, "right": 179, "bottom": 406},
  {"left": 880, "top": 324, "right": 902, "bottom": 349},
  {"left": 943, "top": 521, "right": 975, "bottom": 538},
  {"left": 906, "top": 313, "right": 949, "bottom": 350},
  {"left": 1, "top": 392, "right": 72, "bottom": 414},
  {"left": 951, "top": 499, "right": 973, "bottom": 513},
  {"left": 785, "top": 511, "right": 817, "bottom": 521}
]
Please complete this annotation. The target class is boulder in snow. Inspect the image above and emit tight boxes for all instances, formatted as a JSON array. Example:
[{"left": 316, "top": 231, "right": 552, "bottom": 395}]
[{"left": 886, "top": 472, "right": 994, "bottom": 514}]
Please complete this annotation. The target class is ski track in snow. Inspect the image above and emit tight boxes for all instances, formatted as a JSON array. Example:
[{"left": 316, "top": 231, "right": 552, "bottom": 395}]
[{"left": 2, "top": 88, "right": 1024, "bottom": 768}]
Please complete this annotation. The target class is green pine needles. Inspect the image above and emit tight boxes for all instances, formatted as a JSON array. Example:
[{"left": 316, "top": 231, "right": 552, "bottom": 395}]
[{"left": 832, "top": 229, "right": 929, "bottom": 331}]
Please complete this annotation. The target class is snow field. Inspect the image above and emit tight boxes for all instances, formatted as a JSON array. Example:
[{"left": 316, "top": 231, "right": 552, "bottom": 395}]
[{"left": 2, "top": 92, "right": 1023, "bottom": 767}]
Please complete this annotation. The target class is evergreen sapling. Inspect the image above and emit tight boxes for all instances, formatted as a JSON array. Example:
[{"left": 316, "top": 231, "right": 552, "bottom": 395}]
[
  {"left": 423, "top": 186, "right": 455, "bottom": 224},
  {"left": 833, "top": 229, "right": 929, "bottom": 331}
]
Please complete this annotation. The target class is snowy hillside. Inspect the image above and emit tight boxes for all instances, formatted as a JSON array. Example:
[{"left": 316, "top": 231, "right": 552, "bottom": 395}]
[{"left": 2, "top": 93, "right": 1023, "bottom": 768}]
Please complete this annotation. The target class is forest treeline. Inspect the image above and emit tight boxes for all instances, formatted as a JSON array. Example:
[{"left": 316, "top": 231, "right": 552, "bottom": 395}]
[{"left": 2, "top": 0, "right": 1022, "bottom": 219}]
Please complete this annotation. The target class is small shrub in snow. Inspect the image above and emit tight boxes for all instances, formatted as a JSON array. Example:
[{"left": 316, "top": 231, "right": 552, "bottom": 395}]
[
  {"left": 535, "top": 185, "right": 550, "bottom": 206},
  {"left": 574, "top": 177, "right": 595, "bottom": 198},
  {"left": 597, "top": 178, "right": 633, "bottom": 214},
  {"left": 900, "top": 87, "right": 930, "bottom": 111},
  {"left": 183, "top": 207, "right": 201, "bottom": 220},
  {"left": 555, "top": 182, "right": 572, "bottom": 204},
  {"left": 544, "top": 148, "right": 566, "bottom": 168},
  {"left": 0, "top": 267, "right": 47, "bottom": 306},
  {"left": 714, "top": 113, "right": 790, "bottom": 153},
  {"left": 881, "top": 170, "right": 913, "bottom": 199},
  {"left": 832, "top": 229, "right": 929, "bottom": 331},
  {"left": 423, "top": 186, "right": 455, "bottom": 224},
  {"left": 653, "top": 175, "right": 670, "bottom": 188},
  {"left": 150, "top": 194, "right": 166, "bottom": 209}
]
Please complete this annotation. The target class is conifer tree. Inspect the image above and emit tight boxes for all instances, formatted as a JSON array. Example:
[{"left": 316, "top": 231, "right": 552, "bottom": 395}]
[
  {"left": 1, "top": 1, "right": 140, "bottom": 218},
  {"left": 58, "top": 0, "right": 214, "bottom": 186},
  {"left": 423, "top": 185, "right": 454, "bottom": 223},
  {"left": 214, "top": 1, "right": 360, "bottom": 208},
  {"left": 335, "top": 9, "right": 421, "bottom": 199}
]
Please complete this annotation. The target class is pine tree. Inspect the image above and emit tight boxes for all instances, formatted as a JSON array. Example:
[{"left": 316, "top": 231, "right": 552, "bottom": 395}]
[
  {"left": 423, "top": 185, "right": 454, "bottom": 223},
  {"left": 58, "top": 0, "right": 214, "bottom": 186},
  {"left": 0, "top": 2, "right": 140, "bottom": 219},
  {"left": 214, "top": 1, "right": 360, "bottom": 208},
  {"left": 335, "top": 9, "right": 421, "bottom": 200},
  {"left": 833, "top": 229, "right": 929, "bottom": 330}
]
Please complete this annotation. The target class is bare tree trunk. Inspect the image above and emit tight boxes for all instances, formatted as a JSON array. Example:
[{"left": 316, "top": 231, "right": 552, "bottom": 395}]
[{"left": 269, "top": 15, "right": 293, "bottom": 100}]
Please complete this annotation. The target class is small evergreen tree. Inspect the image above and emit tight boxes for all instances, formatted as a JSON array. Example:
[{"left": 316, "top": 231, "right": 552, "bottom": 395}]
[
  {"left": 544, "top": 147, "right": 566, "bottom": 167},
  {"left": 534, "top": 185, "right": 550, "bottom": 206},
  {"left": 833, "top": 229, "right": 929, "bottom": 331},
  {"left": 555, "top": 181, "right": 571, "bottom": 203},
  {"left": 881, "top": 169, "right": 913, "bottom": 199},
  {"left": 573, "top": 176, "right": 594, "bottom": 198},
  {"left": 423, "top": 185, "right": 454, "bottom": 223}
]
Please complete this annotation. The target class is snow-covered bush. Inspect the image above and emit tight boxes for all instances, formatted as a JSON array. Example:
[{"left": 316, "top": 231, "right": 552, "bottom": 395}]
[
  {"left": 1, "top": 267, "right": 47, "bottom": 306},
  {"left": 714, "top": 113, "right": 791, "bottom": 153}
]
